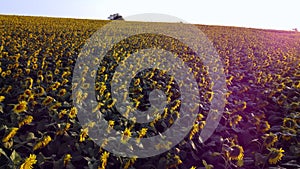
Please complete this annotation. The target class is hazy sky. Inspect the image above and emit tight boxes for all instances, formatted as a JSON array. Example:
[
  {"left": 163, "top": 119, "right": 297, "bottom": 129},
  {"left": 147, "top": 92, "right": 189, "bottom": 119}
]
[{"left": 0, "top": 0, "right": 299, "bottom": 30}]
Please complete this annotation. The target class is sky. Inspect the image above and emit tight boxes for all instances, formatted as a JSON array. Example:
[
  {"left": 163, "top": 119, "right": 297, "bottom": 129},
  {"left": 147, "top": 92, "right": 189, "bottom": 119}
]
[{"left": 0, "top": 0, "right": 299, "bottom": 30}]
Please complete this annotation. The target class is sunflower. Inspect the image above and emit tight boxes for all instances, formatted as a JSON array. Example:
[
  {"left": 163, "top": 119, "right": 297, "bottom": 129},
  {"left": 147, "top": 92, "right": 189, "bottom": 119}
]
[
  {"left": 54, "top": 68, "right": 60, "bottom": 75},
  {"left": 18, "top": 94, "right": 27, "bottom": 101},
  {"left": 19, "top": 115, "right": 33, "bottom": 127},
  {"left": 2, "top": 127, "right": 19, "bottom": 143},
  {"left": 27, "top": 94, "right": 35, "bottom": 102},
  {"left": 63, "top": 154, "right": 72, "bottom": 166},
  {"left": 37, "top": 70, "right": 43, "bottom": 76},
  {"left": 45, "top": 74, "right": 53, "bottom": 83},
  {"left": 1, "top": 71, "right": 6, "bottom": 78},
  {"left": 32, "top": 63, "right": 38, "bottom": 70},
  {"left": 62, "top": 79, "right": 69, "bottom": 85},
  {"left": 34, "top": 86, "right": 45, "bottom": 96},
  {"left": 290, "top": 102, "right": 299, "bottom": 110},
  {"left": 17, "top": 68, "right": 22, "bottom": 74},
  {"left": 293, "top": 80, "right": 300, "bottom": 89},
  {"left": 229, "top": 114, "right": 242, "bottom": 127},
  {"left": 79, "top": 127, "right": 88, "bottom": 142},
  {"left": 61, "top": 71, "right": 71, "bottom": 78},
  {"left": 124, "top": 156, "right": 137, "bottom": 169},
  {"left": 226, "top": 145, "right": 244, "bottom": 161},
  {"left": 276, "top": 82, "right": 285, "bottom": 92},
  {"left": 282, "top": 117, "right": 296, "bottom": 129},
  {"left": 69, "top": 107, "right": 78, "bottom": 119},
  {"left": 50, "top": 82, "right": 61, "bottom": 91},
  {"left": 6, "top": 70, "right": 11, "bottom": 76},
  {"left": 189, "top": 123, "right": 200, "bottom": 140},
  {"left": 24, "top": 89, "right": 32, "bottom": 96},
  {"left": 281, "top": 128, "right": 296, "bottom": 141},
  {"left": 100, "top": 151, "right": 110, "bottom": 169},
  {"left": 257, "top": 120, "right": 270, "bottom": 133},
  {"left": 90, "top": 70, "right": 97, "bottom": 77},
  {"left": 58, "top": 88, "right": 67, "bottom": 97},
  {"left": 107, "top": 98, "right": 116, "bottom": 109},
  {"left": 106, "top": 120, "right": 115, "bottom": 133},
  {"left": 13, "top": 101, "right": 28, "bottom": 113},
  {"left": 81, "top": 83, "right": 90, "bottom": 89},
  {"left": 174, "top": 155, "right": 182, "bottom": 165},
  {"left": 20, "top": 154, "right": 37, "bottom": 169},
  {"left": 0, "top": 95, "right": 5, "bottom": 103},
  {"left": 25, "top": 68, "right": 31, "bottom": 75},
  {"left": 5, "top": 85, "right": 12, "bottom": 94},
  {"left": 136, "top": 128, "right": 148, "bottom": 143},
  {"left": 49, "top": 102, "right": 62, "bottom": 110},
  {"left": 33, "top": 135, "right": 52, "bottom": 151},
  {"left": 37, "top": 75, "right": 44, "bottom": 84},
  {"left": 121, "top": 127, "right": 132, "bottom": 144},
  {"left": 268, "top": 148, "right": 284, "bottom": 164},
  {"left": 31, "top": 57, "right": 38, "bottom": 63},
  {"left": 262, "top": 133, "right": 278, "bottom": 148},
  {"left": 42, "top": 96, "right": 54, "bottom": 105}
]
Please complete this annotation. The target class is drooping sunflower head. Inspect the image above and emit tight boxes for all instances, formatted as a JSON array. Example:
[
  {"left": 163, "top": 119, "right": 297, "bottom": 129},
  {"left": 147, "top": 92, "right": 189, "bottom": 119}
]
[
  {"left": 42, "top": 96, "right": 54, "bottom": 106},
  {"left": 281, "top": 127, "right": 297, "bottom": 141},
  {"left": 227, "top": 145, "right": 244, "bottom": 161},
  {"left": 262, "top": 133, "right": 278, "bottom": 148},
  {"left": 268, "top": 148, "right": 284, "bottom": 165},
  {"left": 229, "top": 114, "right": 242, "bottom": 127},
  {"left": 257, "top": 120, "right": 270, "bottom": 133},
  {"left": 33, "top": 86, "right": 45, "bottom": 97}
]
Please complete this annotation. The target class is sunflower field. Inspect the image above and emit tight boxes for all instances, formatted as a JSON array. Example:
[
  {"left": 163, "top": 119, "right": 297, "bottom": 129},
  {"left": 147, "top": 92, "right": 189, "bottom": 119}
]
[{"left": 0, "top": 15, "right": 299, "bottom": 169}]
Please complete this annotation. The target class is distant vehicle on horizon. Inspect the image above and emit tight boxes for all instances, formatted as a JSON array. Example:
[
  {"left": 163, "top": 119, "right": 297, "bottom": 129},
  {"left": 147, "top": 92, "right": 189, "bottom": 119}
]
[{"left": 108, "top": 13, "right": 124, "bottom": 20}]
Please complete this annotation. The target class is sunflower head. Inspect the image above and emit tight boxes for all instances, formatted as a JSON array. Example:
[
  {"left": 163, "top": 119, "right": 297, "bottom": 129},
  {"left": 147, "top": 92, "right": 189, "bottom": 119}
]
[
  {"left": 282, "top": 117, "right": 296, "bottom": 129},
  {"left": 257, "top": 120, "right": 270, "bottom": 133},
  {"left": 121, "top": 127, "right": 132, "bottom": 143},
  {"left": 58, "top": 88, "right": 67, "bottom": 97},
  {"left": 34, "top": 86, "right": 45, "bottom": 96},
  {"left": 0, "top": 96, "right": 5, "bottom": 102},
  {"left": 268, "top": 148, "right": 284, "bottom": 165},
  {"left": 69, "top": 107, "right": 78, "bottom": 119},
  {"left": 63, "top": 154, "right": 72, "bottom": 166},
  {"left": 20, "top": 154, "right": 37, "bottom": 169},
  {"left": 79, "top": 128, "right": 88, "bottom": 142},
  {"left": 262, "top": 133, "right": 278, "bottom": 148},
  {"left": 230, "top": 114, "right": 242, "bottom": 127},
  {"left": 226, "top": 145, "right": 244, "bottom": 161},
  {"left": 13, "top": 101, "right": 28, "bottom": 113},
  {"left": 281, "top": 128, "right": 296, "bottom": 141},
  {"left": 24, "top": 89, "right": 32, "bottom": 96},
  {"left": 42, "top": 96, "right": 54, "bottom": 106}
]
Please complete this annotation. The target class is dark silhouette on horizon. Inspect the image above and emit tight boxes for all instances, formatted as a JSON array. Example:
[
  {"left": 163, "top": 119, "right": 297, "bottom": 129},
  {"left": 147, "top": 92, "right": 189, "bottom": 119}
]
[{"left": 108, "top": 13, "right": 124, "bottom": 20}]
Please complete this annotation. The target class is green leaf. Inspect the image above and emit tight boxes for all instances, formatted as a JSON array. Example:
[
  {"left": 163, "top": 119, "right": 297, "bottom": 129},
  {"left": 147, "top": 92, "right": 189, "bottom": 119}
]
[
  {"left": 0, "top": 148, "right": 8, "bottom": 159},
  {"left": 10, "top": 150, "right": 22, "bottom": 165},
  {"left": 202, "top": 159, "right": 213, "bottom": 169}
]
